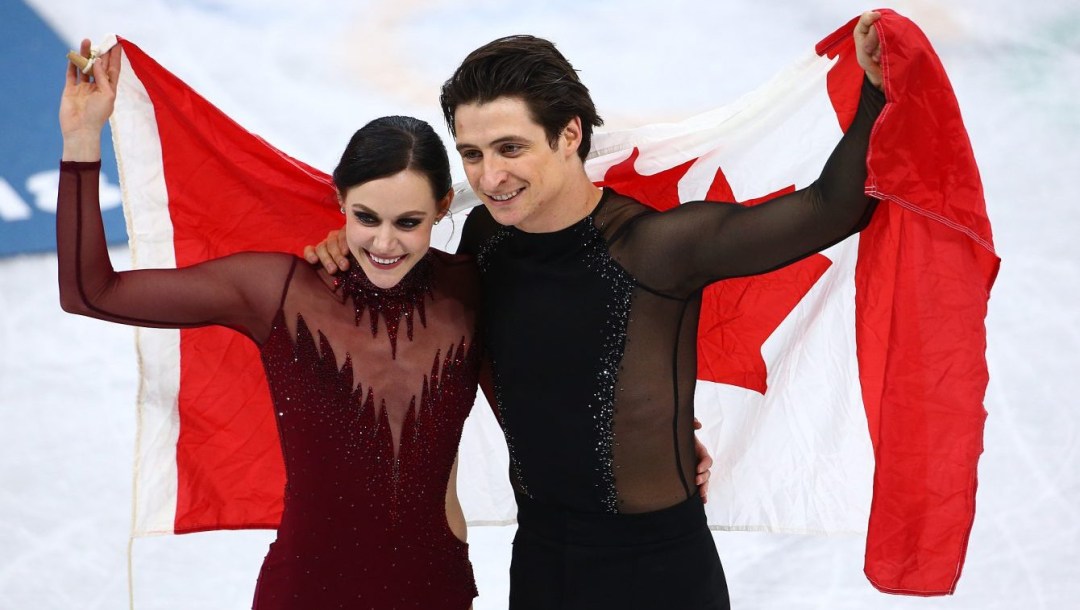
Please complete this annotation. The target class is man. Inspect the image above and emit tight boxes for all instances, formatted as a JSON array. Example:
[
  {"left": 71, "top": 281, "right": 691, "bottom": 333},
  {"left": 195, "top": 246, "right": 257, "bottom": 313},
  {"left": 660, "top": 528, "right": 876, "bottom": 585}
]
[{"left": 308, "top": 11, "right": 886, "bottom": 608}]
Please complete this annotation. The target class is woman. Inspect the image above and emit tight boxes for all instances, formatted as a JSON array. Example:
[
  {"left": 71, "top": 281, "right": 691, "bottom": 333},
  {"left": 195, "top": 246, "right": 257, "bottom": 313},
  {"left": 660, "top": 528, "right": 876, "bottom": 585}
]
[{"left": 58, "top": 41, "right": 480, "bottom": 609}]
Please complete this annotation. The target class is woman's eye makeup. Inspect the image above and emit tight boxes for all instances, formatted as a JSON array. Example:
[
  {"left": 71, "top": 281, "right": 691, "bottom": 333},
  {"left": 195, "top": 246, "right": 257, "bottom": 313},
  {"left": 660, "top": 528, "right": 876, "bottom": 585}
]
[{"left": 352, "top": 210, "right": 424, "bottom": 229}]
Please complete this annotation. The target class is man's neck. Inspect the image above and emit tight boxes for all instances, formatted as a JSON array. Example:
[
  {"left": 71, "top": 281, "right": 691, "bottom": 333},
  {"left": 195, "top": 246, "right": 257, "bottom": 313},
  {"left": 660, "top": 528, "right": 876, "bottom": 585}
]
[{"left": 515, "top": 175, "right": 603, "bottom": 234}]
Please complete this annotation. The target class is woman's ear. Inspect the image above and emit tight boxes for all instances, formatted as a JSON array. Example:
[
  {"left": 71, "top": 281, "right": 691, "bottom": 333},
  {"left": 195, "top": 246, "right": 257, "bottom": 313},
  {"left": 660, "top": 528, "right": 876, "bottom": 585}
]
[{"left": 436, "top": 188, "right": 454, "bottom": 222}]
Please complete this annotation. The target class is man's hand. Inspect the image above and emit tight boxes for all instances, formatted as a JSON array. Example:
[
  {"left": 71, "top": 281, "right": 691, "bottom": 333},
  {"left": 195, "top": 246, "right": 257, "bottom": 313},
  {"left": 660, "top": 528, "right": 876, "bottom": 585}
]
[
  {"left": 854, "top": 11, "right": 884, "bottom": 90},
  {"left": 303, "top": 228, "right": 350, "bottom": 274},
  {"left": 693, "top": 418, "right": 713, "bottom": 504}
]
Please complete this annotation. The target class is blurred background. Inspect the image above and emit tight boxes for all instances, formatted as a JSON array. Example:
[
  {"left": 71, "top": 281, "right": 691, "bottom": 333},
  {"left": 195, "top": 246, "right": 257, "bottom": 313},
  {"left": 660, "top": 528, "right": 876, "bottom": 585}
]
[{"left": 1, "top": 0, "right": 1077, "bottom": 608}]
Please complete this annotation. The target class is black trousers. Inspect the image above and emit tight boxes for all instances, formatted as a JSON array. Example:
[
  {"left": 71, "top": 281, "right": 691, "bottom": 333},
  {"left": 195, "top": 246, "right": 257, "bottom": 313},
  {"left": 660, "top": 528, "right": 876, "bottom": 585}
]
[{"left": 509, "top": 494, "right": 729, "bottom": 610}]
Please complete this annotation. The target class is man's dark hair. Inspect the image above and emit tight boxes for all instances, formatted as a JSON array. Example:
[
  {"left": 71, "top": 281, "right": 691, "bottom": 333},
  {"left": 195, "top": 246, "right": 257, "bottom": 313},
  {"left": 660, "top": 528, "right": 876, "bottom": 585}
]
[{"left": 440, "top": 35, "right": 604, "bottom": 163}]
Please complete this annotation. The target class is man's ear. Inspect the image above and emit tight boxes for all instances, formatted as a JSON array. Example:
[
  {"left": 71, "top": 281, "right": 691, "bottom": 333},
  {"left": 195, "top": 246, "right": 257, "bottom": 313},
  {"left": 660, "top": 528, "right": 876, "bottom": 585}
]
[{"left": 560, "top": 116, "right": 584, "bottom": 159}]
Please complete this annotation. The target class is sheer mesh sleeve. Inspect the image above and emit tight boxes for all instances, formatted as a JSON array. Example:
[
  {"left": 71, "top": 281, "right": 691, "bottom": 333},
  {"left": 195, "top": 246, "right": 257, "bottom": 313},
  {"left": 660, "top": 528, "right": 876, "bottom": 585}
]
[
  {"left": 56, "top": 161, "right": 296, "bottom": 343},
  {"left": 613, "top": 77, "right": 886, "bottom": 297}
]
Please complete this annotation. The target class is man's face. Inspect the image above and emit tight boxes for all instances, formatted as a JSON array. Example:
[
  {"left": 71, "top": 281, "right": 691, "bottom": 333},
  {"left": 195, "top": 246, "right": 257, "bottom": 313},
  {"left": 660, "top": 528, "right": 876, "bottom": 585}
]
[{"left": 453, "top": 96, "right": 579, "bottom": 233}]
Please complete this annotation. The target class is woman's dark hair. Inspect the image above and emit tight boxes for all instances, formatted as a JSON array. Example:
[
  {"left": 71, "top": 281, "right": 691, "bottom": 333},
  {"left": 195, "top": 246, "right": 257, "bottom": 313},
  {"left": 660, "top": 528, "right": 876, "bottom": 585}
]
[
  {"left": 332, "top": 115, "right": 452, "bottom": 202},
  {"left": 439, "top": 35, "right": 603, "bottom": 162}
]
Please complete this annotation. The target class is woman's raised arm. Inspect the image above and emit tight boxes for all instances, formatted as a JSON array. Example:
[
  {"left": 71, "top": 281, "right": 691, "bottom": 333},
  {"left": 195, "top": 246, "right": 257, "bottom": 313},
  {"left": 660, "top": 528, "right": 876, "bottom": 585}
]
[{"left": 57, "top": 41, "right": 293, "bottom": 343}]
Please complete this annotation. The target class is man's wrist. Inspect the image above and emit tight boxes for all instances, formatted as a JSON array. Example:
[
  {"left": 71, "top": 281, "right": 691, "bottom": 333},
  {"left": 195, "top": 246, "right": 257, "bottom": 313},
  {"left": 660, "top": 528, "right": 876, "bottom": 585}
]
[{"left": 865, "top": 71, "right": 883, "bottom": 91}]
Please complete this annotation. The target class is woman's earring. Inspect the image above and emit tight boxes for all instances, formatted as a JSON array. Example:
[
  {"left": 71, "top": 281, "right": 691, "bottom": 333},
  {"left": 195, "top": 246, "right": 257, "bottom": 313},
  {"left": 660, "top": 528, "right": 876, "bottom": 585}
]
[{"left": 339, "top": 206, "right": 345, "bottom": 215}]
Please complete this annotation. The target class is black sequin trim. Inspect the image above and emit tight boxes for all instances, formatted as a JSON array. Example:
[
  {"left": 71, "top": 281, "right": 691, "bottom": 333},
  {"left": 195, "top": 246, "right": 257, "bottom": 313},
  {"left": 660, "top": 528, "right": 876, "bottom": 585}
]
[{"left": 577, "top": 218, "right": 635, "bottom": 513}]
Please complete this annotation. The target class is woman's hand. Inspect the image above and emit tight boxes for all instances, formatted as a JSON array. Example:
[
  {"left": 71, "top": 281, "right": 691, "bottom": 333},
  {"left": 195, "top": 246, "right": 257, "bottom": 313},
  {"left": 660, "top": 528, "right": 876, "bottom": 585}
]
[
  {"left": 854, "top": 11, "right": 884, "bottom": 90},
  {"left": 60, "top": 39, "right": 122, "bottom": 161}
]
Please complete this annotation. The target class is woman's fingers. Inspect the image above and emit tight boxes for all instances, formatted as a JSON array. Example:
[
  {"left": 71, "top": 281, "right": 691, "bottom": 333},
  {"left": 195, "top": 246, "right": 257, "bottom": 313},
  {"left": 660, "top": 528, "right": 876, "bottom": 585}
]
[
  {"left": 65, "top": 51, "right": 78, "bottom": 87},
  {"left": 106, "top": 47, "right": 121, "bottom": 85},
  {"left": 79, "top": 39, "right": 92, "bottom": 84}
]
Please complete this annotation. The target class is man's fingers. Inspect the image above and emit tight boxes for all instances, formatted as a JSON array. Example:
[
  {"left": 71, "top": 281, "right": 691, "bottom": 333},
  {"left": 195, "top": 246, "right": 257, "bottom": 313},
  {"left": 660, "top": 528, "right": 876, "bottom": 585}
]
[
  {"left": 327, "top": 239, "right": 345, "bottom": 269},
  {"left": 316, "top": 242, "right": 337, "bottom": 273},
  {"left": 327, "top": 230, "right": 349, "bottom": 270},
  {"left": 856, "top": 11, "right": 881, "bottom": 38},
  {"left": 309, "top": 230, "right": 350, "bottom": 273},
  {"left": 695, "top": 430, "right": 712, "bottom": 502}
]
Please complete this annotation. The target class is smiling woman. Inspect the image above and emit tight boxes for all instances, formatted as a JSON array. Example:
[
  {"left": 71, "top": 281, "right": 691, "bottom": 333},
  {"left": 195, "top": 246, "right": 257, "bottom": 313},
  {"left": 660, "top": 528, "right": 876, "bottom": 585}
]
[
  {"left": 345, "top": 172, "right": 440, "bottom": 287},
  {"left": 334, "top": 117, "right": 453, "bottom": 288},
  {"left": 55, "top": 42, "right": 483, "bottom": 609}
]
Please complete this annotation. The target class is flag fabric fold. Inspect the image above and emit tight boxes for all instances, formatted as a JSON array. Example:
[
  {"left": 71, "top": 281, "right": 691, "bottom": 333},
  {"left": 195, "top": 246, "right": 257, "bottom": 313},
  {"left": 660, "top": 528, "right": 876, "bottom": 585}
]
[
  {"left": 111, "top": 9, "right": 994, "bottom": 595},
  {"left": 850, "top": 12, "right": 997, "bottom": 595},
  {"left": 111, "top": 38, "right": 338, "bottom": 535}
]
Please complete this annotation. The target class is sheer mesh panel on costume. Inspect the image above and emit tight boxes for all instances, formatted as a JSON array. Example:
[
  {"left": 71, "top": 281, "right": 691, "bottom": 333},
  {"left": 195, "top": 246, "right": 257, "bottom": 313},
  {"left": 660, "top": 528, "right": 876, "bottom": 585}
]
[
  {"left": 274, "top": 256, "right": 480, "bottom": 458},
  {"left": 455, "top": 77, "right": 885, "bottom": 516},
  {"left": 590, "top": 197, "right": 700, "bottom": 513},
  {"left": 592, "top": 79, "right": 883, "bottom": 513}
]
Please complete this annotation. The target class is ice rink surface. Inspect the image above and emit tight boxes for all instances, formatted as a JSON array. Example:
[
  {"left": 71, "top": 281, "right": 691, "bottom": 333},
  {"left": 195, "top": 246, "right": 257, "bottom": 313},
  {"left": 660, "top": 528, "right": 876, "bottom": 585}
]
[{"left": 2, "top": 0, "right": 1078, "bottom": 608}]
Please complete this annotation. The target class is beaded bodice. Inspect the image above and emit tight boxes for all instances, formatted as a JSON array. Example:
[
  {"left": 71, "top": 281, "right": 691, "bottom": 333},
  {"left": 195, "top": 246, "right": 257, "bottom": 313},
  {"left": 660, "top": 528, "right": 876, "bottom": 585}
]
[
  {"left": 255, "top": 250, "right": 481, "bottom": 607},
  {"left": 334, "top": 253, "right": 435, "bottom": 359}
]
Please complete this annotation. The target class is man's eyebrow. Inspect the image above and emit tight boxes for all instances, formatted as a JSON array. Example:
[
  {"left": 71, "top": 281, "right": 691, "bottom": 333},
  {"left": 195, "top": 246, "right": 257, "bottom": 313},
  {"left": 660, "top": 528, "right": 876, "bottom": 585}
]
[{"left": 455, "top": 135, "right": 527, "bottom": 152}]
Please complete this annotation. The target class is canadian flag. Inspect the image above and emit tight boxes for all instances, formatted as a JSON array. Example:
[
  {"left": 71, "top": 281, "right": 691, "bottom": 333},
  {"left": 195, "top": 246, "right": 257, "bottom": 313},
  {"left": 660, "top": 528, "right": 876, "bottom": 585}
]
[{"left": 108, "top": 9, "right": 996, "bottom": 597}]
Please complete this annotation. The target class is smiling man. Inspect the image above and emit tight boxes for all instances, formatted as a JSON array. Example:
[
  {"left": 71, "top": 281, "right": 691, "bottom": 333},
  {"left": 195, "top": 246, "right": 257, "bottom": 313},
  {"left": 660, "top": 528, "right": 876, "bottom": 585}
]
[
  {"left": 308, "top": 12, "right": 886, "bottom": 608},
  {"left": 452, "top": 97, "right": 600, "bottom": 233},
  {"left": 445, "top": 14, "right": 885, "bottom": 610}
]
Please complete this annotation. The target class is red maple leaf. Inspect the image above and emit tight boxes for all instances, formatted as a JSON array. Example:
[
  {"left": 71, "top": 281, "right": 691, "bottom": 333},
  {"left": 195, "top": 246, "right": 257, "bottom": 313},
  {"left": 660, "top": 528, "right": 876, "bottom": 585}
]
[{"left": 597, "top": 148, "right": 831, "bottom": 394}]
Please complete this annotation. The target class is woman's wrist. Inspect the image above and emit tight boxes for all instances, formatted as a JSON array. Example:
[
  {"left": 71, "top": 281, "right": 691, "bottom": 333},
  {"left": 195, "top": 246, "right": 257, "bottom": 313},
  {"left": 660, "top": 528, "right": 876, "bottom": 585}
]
[{"left": 61, "top": 132, "right": 103, "bottom": 162}]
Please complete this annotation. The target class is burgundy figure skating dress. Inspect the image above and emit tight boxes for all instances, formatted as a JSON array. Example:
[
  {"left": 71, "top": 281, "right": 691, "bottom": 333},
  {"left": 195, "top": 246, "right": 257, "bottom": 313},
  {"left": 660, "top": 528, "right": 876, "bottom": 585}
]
[{"left": 57, "top": 161, "right": 481, "bottom": 609}]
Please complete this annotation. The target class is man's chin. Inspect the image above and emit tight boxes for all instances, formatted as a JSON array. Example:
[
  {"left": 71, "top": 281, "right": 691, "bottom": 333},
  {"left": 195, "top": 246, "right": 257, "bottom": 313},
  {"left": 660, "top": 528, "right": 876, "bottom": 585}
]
[{"left": 485, "top": 203, "right": 520, "bottom": 227}]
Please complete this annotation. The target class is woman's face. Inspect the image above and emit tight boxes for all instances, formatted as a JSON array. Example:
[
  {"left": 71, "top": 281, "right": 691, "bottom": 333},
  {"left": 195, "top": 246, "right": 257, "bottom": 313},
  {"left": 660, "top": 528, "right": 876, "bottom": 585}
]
[{"left": 342, "top": 169, "right": 448, "bottom": 289}]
